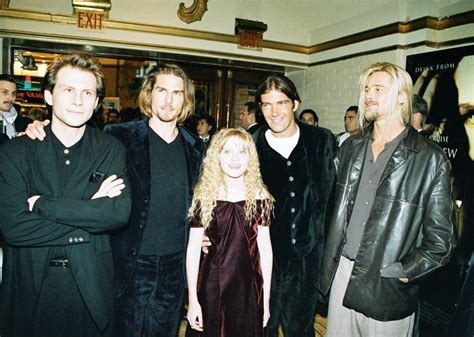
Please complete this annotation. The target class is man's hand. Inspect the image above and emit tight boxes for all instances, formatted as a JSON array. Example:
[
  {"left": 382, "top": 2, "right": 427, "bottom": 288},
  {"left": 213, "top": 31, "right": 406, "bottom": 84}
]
[
  {"left": 91, "top": 175, "right": 125, "bottom": 200},
  {"left": 201, "top": 234, "right": 211, "bottom": 254},
  {"left": 399, "top": 277, "right": 409, "bottom": 283},
  {"left": 25, "top": 119, "right": 50, "bottom": 141},
  {"left": 27, "top": 195, "right": 41, "bottom": 211}
]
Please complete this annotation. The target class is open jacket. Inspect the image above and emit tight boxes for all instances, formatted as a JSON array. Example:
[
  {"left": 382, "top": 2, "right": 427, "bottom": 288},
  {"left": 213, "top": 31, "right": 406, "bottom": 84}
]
[
  {"left": 253, "top": 121, "right": 336, "bottom": 268},
  {"left": 0, "top": 126, "right": 132, "bottom": 335},
  {"left": 317, "top": 126, "right": 456, "bottom": 321},
  {"left": 105, "top": 119, "right": 204, "bottom": 295}
]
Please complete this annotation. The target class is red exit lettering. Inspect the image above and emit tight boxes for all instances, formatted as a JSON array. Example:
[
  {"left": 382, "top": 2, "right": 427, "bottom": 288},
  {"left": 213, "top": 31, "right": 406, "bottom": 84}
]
[
  {"left": 239, "top": 31, "right": 262, "bottom": 49},
  {"left": 77, "top": 11, "right": 105, "bottom": 30}
]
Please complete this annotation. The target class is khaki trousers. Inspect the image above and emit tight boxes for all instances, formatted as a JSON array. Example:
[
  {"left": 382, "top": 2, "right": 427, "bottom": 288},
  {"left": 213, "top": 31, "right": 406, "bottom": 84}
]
[{"left": 326, "top": 256, "right": 415, "bottom": 337}]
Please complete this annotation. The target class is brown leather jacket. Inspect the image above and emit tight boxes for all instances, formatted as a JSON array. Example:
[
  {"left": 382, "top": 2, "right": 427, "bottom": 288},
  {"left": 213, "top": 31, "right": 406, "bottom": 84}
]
[{"left": 317, "top": 126, "right": 456, "bottom": 321}]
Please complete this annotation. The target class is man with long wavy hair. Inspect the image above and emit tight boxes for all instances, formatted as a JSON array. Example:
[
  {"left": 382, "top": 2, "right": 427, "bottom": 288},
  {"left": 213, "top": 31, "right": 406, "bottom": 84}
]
[
  {"left": 106, "top": 64, "right": 204, "bottom": 337},
  {"left": 318, "top": 62, "right": 456, "bottom": 336}
]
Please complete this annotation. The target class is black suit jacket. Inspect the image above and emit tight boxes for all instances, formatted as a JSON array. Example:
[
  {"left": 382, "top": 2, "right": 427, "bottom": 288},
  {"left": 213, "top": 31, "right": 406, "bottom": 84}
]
[
  {"left": 247, "top": 123, "right": 261, "bottom": 135},
  {"left": 0, "top": 125, "right": 132, "bottom": 335},
  {"left": 14, "top": 115, "right": 32, "bottom": 134},
  {"left": 105, "top": 119, "right": 205, "bottom": 295}
]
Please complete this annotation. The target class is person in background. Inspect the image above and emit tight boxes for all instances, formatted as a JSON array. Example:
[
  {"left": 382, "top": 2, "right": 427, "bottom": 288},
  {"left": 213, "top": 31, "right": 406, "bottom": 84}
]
[
  {"left": 299, "top": 108, "right": 319, "bottom": 126},
  {"left": 336, "top": 106, "right": 360, "bottom": 146},
  {"left": 318, "top": 62, "right": 456, "bottom": 337},
  {"left": 105, "top": 108, "right": 121, "bottom": 125},
  {"left": 186, "top": 128, "right": 273, "bottom": 337},
  {"left": 27, "top": 107, "right": 48, "bottom": 121},
  {"left": 87, "top": 103, "right": 108, "bottom": 129},
  {"left": 411, "top": 94, "right": 428, "bottom": 133},
  {"left": 0, "top": 52, "right": 131, "bottom": 337},
  {"left": 239, "top": 101, "right": 261, "bottom": 134},
  {"left": 120, "top": 106, "right": 142, "bottom": 123},
  {"left": 0, "top": 74, "right": 32, "bottom": 144},
  {"left": 196, "top": 113, "right": 216, "bottom": 146}
]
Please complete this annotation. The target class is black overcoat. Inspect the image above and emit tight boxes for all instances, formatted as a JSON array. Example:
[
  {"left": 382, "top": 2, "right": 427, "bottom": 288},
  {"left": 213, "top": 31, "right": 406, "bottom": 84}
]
[{"left": 0, "top": 125, "right": 132, "bottom": 336}]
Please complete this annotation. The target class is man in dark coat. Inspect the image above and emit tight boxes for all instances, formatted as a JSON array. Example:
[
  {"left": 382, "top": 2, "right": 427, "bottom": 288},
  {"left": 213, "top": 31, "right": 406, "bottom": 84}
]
[
  {"left": 317, "top": 62, "right": 456, "bottom": 336},
  {"left": 23, "top": 63, "right": 204, "bottom": 337},
  {"left": 0, "top": 53, "right": 131, "bottom": 337},
  {"left": 0, "top": 74, "right": 32, "bottom": 144},
  {"left": 239, "top": 101, "right": 261, "bottom": 134},
  {"left": 253, "top": 74, "right": 336, "bottom": 337},
  {"left": 106, "top": 64, "right": 204, "bottom": 337}
]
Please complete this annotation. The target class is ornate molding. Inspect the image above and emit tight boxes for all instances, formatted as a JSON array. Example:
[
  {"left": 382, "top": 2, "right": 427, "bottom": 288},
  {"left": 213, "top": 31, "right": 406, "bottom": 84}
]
[
  {"left": 309, "top": 11, "right": 474, "bottom": 54},
  {"left": 0, "top": 0, "right": 10, "bottom": 9},
  {"left": 177, "top": 0, "right": 208, "bottom": 24},
  {"left": 1, "top": 7, "right": 471, "bottom": 59}
]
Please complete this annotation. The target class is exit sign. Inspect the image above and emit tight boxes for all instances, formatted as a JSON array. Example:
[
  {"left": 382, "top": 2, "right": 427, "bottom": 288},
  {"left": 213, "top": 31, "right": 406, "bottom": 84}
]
[
  {"left": 239, "top": 31, "right": 263, "bottom": 50},
  {"left": 77, "top": 11, "right": 106, "bottom": 31}
]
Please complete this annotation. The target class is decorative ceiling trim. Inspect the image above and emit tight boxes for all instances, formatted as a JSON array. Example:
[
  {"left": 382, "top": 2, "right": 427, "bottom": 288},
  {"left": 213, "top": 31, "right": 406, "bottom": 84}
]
[
  {"left": 0, "top": 0, "right": 9, "bottom": 9},
  {"left": 0, "top": 28, "right": 308, "bottom": 68},
  {"left": 309, "top": 11, "right": 474, "bottom": 53},
  {"left": 308, "top": 37, "right": 474, "bottom": 67},
  {"left": 0, "top": 8, "right": 472, "bottom": 56},
  {"left": 177, "top": 0, "right": 208, "bottom": 24}
]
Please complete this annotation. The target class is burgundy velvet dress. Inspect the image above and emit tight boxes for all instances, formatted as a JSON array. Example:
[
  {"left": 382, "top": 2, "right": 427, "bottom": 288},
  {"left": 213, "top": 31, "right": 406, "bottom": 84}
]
[{"left": 186, "top": 200, "right": 271, "bottom": 337}]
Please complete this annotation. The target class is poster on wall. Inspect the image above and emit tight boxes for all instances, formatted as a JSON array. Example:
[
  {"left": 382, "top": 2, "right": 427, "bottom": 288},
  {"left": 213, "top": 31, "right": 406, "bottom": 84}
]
[{"left": 406, "top": 45, "right": 474, "bottom": 337}]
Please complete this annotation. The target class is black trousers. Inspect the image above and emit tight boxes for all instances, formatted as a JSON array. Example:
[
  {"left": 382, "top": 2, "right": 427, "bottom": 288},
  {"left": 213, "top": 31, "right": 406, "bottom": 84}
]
[
  {"left": 34, "top": 265, "right": 110, "bottom": 337},
  {"left": 113, "top": 251, "right": 185, "bottom": 337},
  {"left": 267, "top": 250, "right": 319, "bottom": 337}
]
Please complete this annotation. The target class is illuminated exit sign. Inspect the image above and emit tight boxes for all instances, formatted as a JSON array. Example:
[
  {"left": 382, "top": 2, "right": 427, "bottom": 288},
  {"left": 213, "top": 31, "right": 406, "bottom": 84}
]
[
  {"left": 77, "top": 11, "right": 105, "bottom": 31},
  {"left": 239, "top": 31, "right": 263, "bottom": 50}
]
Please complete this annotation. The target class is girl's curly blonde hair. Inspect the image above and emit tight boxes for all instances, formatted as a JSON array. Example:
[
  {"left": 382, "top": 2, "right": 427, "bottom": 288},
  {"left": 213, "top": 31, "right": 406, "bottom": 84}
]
[{"left": 189, "top": 128, "right": 273, "bottom": 229}]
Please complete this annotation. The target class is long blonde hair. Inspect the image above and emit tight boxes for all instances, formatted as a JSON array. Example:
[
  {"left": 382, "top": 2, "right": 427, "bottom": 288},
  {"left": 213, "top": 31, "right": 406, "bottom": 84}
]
[
  {"left": 358, "top": 62, "right": 413, "bottom": 131},
  {"left": 189, "top": 128, "right": 273, "bottom": 229}
]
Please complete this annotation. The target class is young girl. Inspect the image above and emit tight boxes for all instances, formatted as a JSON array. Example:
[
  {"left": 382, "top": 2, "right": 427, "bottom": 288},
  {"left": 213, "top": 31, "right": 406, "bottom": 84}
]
[{"left": 186, "top": 128, "right": 273, "bottom": 337}]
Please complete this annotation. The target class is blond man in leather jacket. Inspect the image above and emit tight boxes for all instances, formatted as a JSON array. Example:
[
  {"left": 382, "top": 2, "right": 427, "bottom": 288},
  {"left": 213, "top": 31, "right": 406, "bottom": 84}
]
[{"left": 318, "top": 62, "right": 456, "bottom": 337}]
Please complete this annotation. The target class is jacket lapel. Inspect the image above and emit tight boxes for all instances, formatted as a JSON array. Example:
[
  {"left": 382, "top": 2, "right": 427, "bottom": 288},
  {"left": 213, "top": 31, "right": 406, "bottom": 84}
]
[
  {"left": 180, "top": 126, "right": 203, "bottom": 207},
  {"left": 348, "top": 132, "right": 368, "bottom": 186},
  {"left": 380, "top": 127, "right": 418, "bottom": 183},
  {"left": 32, "top": 127, "right": 61, "bottom": 196},
  {"left": 69, "top": 127, "right": 102, "bottom": 199},
  {"left": 128, "top": 120, "right": 151, "bottom": 195}
]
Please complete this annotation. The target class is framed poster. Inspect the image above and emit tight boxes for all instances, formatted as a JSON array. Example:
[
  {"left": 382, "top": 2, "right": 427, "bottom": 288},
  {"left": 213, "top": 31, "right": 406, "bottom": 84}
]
[{"left": 406, "top": 45, "right": 474, "bottom": 337}]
